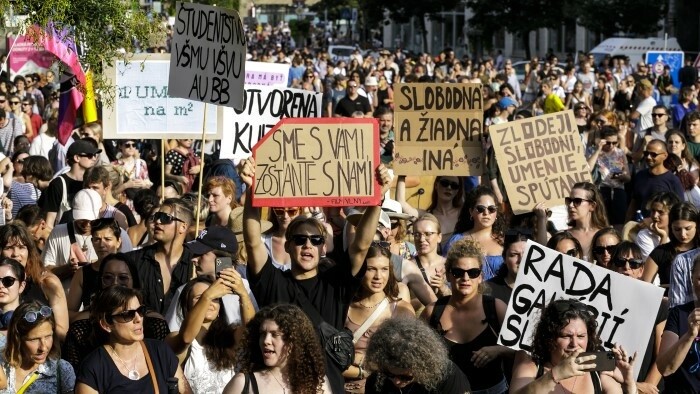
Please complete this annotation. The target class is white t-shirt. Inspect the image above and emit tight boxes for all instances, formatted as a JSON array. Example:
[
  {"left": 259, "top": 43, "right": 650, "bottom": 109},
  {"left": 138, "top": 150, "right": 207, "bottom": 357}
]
[
  {"left": 635, "top": 96, "right": 657, "bottom": 133},
  {"left": 29, "top": 132, "right": 56, "bottom": 157},
  {"left": 183, "top": 338, "right": 235, "bottom": 394}
]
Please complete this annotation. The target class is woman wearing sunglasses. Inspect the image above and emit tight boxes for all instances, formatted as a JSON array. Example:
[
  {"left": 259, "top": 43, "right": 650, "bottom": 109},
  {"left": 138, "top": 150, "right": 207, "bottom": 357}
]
[
  {"left": 0, "top": 259, "right": 26, "bottom": 348},
  {"left": 76, "top": 286, "right": 190, "bottom": 393},
  {"left": 112, "top": 140, "right": 151, "bottom": 189},
  {"left": 263, "top": 206, "right": 303, "bottom": 270},
  {"left": 658, "top": 254, "right": 700, "bottom": 392},
  {"left": 67, "top": 218, "right": 122, "bottom": 322},
  {"left": 635, "top": 191, "right": 680, "bottom": 261},
  {"left": 546, "top": 231, "right": 585, "bottom": 259},
  {"left": 564, "top": 182, "right": 609, "bottom": 259},
  {"left": 0, "top": 301, "right": 75, "bottom": 393},
  {"left": 585, "top": 126, "right": 630, "bottom": 226},
  {"left": 445, "top": 186, "right": 506, "bottom": 280},
  {"left": 510, "top": 299, "right": 636, "bottom": 393},
  {"left": 642, "top": 202, "right": 698, "bottom": 292},
  {"left": 421, "top": 238, "right": 511, "bottom": 393},
  {"left": 344, "top": 242, "right": 414, "bottom": 393},
  {"left": 590, "top": 227, "right": 621, "bottom": 268},
  {"left": 396, "top": 176, "right": 464, "bottom": 253},
  {"left": 223, "top": 304, "right": 332, "bottom": 393}
]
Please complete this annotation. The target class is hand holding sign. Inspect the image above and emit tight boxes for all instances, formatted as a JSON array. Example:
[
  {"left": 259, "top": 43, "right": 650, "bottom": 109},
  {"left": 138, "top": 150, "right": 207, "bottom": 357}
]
[
  {"left": 377, "top": 163, "right": 392, "bottom": 196},
  {"left": 238, "top": 157, "right": 255, "bottom": 188}
]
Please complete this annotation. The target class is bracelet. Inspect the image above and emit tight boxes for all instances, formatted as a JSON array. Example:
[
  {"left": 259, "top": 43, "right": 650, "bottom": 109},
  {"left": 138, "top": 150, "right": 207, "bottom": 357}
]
[
  {"left": 550, "top": 368, "right": 561, "bottom": 384},
  {"left": 358, "top": 365, "right": 364, "bottom": 379}
]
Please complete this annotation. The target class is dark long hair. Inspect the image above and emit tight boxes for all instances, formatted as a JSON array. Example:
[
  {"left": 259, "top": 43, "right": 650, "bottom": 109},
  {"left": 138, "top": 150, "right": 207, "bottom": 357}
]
[
  {"left": 453, "top": 185, "right": 506, "bottom": 243},
  {"left": 669, "top": 202, "right": 699, "bottom": 247},
  {"left": 354, "top": 245, "right": 400, "bottom": 300},
  {"left": 427, "top": 176, "right": 464, "bottom": 213}
]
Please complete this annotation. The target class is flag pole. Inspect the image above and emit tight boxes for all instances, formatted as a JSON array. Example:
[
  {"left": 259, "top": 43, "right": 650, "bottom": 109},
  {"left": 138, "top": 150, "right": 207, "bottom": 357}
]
[{"left": 194, "top": 104, "right": 208, "bottom": 235}]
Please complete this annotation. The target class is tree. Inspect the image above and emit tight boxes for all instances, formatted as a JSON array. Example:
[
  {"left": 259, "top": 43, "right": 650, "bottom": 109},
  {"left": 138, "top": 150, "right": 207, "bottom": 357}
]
[{"left": 578, "top": 0, "right": 667, "bottom": 40}]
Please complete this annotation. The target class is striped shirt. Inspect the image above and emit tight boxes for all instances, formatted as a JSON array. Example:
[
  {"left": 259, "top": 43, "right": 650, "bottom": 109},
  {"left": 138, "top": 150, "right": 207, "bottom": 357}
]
[{"left": 10, "top": 181, "right": 40, "bottom": 217}]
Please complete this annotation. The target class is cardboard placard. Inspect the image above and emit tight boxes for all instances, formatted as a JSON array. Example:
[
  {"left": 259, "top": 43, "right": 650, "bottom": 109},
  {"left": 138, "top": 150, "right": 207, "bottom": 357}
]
[
  {"left": 393, "top": 83, "right": 484, "bottom": 175},
  {"left": 219, "top": 86, "right": 322, "bottom": 160},
  {"left": 102, "top": 54, "right": 222, "bottom": 139},
  {"left": 169, "top": 2, "right": 246, "bottom": 109},
  {"left": 489, "top": 111, "right": 592, "bottom": 215},
  {"left": 252, "top": 118, "right": 381, "bottom": 207},
  {"left": 245, "top": 61, "right": 289, "bottom": 87},
  {"left": 498, "top": 241, "right": 663, "bottom": 378}
]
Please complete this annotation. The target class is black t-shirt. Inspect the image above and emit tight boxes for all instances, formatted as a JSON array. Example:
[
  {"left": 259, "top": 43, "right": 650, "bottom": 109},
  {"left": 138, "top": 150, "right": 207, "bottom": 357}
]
[
  {"left": 638, "top": 298, "right": 668, "bottom": 389},
  {"left": 649, "top": 243, "right": 679, "bottom": 292},
  {"left": 334, "top": 95, "right": 371, "bottom": 117},
  {"left": 664, "top": 302, "right": 700, "bottom": 393},
  {"left": 364, "top": 360, "right": 471, "bottom": 394},
  {"left": 38, "top": 173, "right": 84, "bottom": 213},
  {"left": 486, "top": 276, "right": 513, "bottom": 305},
  {"left": 77, "top": 339, "right": 178, "bottom": 393},
  {"left": 632, "top": 170, "right": 684, "bottom": 216}
]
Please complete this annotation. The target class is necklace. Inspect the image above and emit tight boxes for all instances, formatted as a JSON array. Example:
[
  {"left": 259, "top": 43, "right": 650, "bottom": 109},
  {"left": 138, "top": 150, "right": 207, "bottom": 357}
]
[
  {"left": 269, "top": 371, "right": 288, "bottom": 394},
  {"left": 109, "top": 345, "right": 140, "bottom": 380},
  {"left": 358, "top": 296, "right": 386, "bottom": 309}
]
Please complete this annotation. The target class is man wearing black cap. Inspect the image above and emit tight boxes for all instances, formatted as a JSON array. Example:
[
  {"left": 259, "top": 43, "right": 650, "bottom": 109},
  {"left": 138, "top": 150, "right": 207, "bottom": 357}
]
[
  {"left": 164, "top": 226, "right": 258, "bottom": 331},
  {"left": 38, "top": 139, "right": 100, "bottom": 227}
]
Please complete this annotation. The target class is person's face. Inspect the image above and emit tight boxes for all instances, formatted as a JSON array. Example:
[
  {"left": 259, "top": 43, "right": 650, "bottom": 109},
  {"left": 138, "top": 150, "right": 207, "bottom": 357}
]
[
  {"left": 192, "top": 251, "right": 217, "bottom": 275},
  {"left": 363, "top": 256, "right": 391, "bottom": 294},
  {"left": 652, "top": 109, "right": 667, "bottom": 126},
  {"left": 15, "top": 80, "right": 24, "bottom": 90},
  {"left": 21, "top": 101, "right": 31, "bottom": 113},
  {"left": 448, "top": 257, "right": 482, "bottom": 297},
  {"left": 575, "top": 106, "right": 588, "bottom": 117},
  {"left": 470, "top": 195, "right": 498, "bottom": 229},
  {"left": 413, "top": 220, "right": 441, "bottom": 256},
  {"left": 593, "top": 234, "right": 619, "bottom": 267},
  {"left": 101, "top": 259, "right": 134, "bottom": 289},
  {"left": 505, "top": 241, "right": 526, "bottom": 276},
  {"left": 285, "top": 223, "right": 325, "bottom": 273},
  {"left": 13, "top": 153, "right": 28, "bottom": 174},
  {"left": 273, "top": 207, "right": 300, "bottom": 229},
  {"left": 91, "top": 227, "right": 121, "bottom": 260},
  {"left": 667, "top": 134, "right": 686, "bottom": 156},
  {"left": 594, "top": 115, "right": 609, "bottom": 131},
  {"left": 346, "top": 81, "right": 358, "bottom": 94},
  {"left": 554, "top": 318, "right": 588, "bottom": 360},
  {"left": 689, "top": 120, "right": 700, "bottom": 138},
  {"left": 574, "top": 82, "right": 582, "bottom": 92},
  {"left": 105, "top": 296, "right": 144, "bottom": 342},
  {"left": 649, "top": 202, "right": 670, "bottom": 229},
  {"left": 152, "top": 205, "right": 186, "bottom": 244},
  {"left": 436, "top": 176, "right": 460, "bottom": 202},
  {"left": 88, "top": 182, "right": 108, "bottom": 204},
  {"left": 378, "top": 113, "right": 393, "bottom": 137},
  {"left": 80, "top": 127, "right": 96, "bottom": 140},
  {"left": 614, "top": 249, "right": 644, "bottom": 279},
  {"left": 541, "top": 84, "right": 551, "bottom": 95},
  {"left": 671, "top": 219, "right": 697, "bottom": 246},
  {"left": 120, "top": 141, "right": 137, "bottom": 156},
  {"left": 567, "top": 188, "right": 594, "bottom": 222},
  {"left": 596, "top": 79, "right": 605, "bottom": 89},
  {"left": 2, "top": 239, "right": 28, "bottom": 265},
  {"left": 555, "top": 239, "right": 579, "bottom": 258},
  {"left": 179, "top": 139, "right": 193, "bottom": 148},
  {"left": 21, "top": 321, "right": 53, "bottom": 366},
  {"left": 601, "top": 135, "right": 618, "bottom": 153},
  {"left": 259, "top": 319, "right": 289, "bottom": 368},
  {"left": 189, "top": 282, "right": 220, "bottom": 323},
  {"left": 207, "top": 186, "right": 232, "bottom": 214},
  {"left": 643, "top": 143, "right": 667, "bottom": 168},
  {"left": 0, "top": 265, "right": 24, "bottom": 306},
  {"left": 76, "top": 152, "right": 98, "bottom": 169}
]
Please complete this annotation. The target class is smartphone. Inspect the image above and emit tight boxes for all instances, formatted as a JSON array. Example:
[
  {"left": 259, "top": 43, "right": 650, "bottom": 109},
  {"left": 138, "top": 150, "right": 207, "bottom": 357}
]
[
  {"left": 215, "top": 257, "right": 234, "bottom": 277},
  {"left": 579, "top": 351, "right": 616, "bottom": 371}
]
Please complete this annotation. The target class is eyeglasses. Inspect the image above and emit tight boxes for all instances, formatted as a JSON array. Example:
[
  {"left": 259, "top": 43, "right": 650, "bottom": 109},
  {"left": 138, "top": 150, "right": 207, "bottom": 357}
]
[
  {"left": 564, "top": 248, "right": 578, "bottom": 257},
  {"left": 15, "top": 159, "right": 24, "bottom": 164},
  {"left": 438, "top": 179, "right": 460, "bottom": 190},
  {"left": 604, "top": 141, "right": 618, "bottom": 146},
  {"left": 101, "top": 272, "right": 132, "bottom": 287},
  {"left": 565, "top": 197, "right": 592, "bottom": 207},
  {"left": 272, "top": 207, "right": 300, "bottom": 217},
  {"left": 10, "top": 101, "right": 19, "bottom": 105},
  {"left": 613, "top": 257, "right": 644, "bottom": 269},
  {"left": 348, "top": 84, "right": 357, "bottom": 88},
  {"left": 475, "top": 205, "right": 497, "bottom": 214},
  {"left": 21, "top": 103, "right": 30, "bottom": 107},
  {"left": 0, "top": 276, "right": 17, "bottom": 288},
  {"left": 109, "top": 305, "right": 148, "bottom": 324},
  {"left": 450, "top": 267, "right": 482, "bottom": 279},
  {"left": 123, "top": 142, "right": 137, "bottom": 148},
  {"left": 24, "top": 305, "right": 52, "bottom": 323},
  {"left": 383, "top": 370, "right": 414, "bottom": 383},
  {"left": 651, "top": 113, "right": 667, "bottom": 118},
  {"left": 642, "top": 151, "right": 664, "bottom": 159},
  {"left": 305, "top": 75, "right": 313, "bottom": 78},
  {"left": 150, "top": 212, "right": 184, "bottom": 225},
  {"left": 593, "top": 245, "right": 618, "bottom": 255},
  {"left": 291, "top": 234, "right": 325, "bottom": 246},
  {"left": 79, "top": 153, "right": 97, "bottom": 159},
  {"left": 413, "top": 231, "right": 437, "bottom": 239}
]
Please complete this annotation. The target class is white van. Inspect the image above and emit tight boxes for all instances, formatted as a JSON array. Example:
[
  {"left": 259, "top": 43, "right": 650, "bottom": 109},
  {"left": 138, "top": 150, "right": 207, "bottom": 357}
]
[{"left": 589, "top": 37, "right": 682, "bottom": 66}]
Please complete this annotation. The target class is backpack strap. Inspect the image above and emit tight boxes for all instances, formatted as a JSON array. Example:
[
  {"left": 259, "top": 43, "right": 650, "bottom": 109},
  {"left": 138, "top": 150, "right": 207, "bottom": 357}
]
[
  {"left": 67, "top": 221, "right": 77, "bottom": 245},
  {"left": 428, "top": 296, "right": 451, "bottom": 334}
]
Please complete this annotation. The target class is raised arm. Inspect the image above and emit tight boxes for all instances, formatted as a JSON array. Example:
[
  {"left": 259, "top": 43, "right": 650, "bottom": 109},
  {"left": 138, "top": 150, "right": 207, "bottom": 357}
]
[
  {"left": 237, "top": 158, "right": 269, "bottom": 277},
  {"left": 395, "top": 176, "right": 419, "bottom": 218}
]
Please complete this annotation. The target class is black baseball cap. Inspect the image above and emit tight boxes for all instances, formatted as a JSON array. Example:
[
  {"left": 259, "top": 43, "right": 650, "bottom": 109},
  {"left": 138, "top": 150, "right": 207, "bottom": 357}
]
[{"left": 185, "top": 226, "right": 238, "bottom": 256}]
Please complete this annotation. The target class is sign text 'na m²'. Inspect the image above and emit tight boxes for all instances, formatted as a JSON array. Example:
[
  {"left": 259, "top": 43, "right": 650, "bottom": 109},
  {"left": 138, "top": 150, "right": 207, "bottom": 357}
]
[
  {"left": 252, "top": 118, "right": 381, "bottom": 207},
  {"left": 393, "top": 83, "right": 484, "bottom": 176},
  {"left": 169, "top": 2, "right": 246, "bottom": 110},
  {"left": 489, "top": 110, "right": 592, "bottom": 215}
]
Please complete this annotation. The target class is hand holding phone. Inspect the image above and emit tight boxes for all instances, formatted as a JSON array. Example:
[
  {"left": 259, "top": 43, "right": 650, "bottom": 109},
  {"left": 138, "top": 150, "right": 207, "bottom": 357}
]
[
  {"left": 579, "top": 351, "right": 616, "bottom": 371},
  {"left": 215, "top": 257, "right": 234, "bottom": 277}
]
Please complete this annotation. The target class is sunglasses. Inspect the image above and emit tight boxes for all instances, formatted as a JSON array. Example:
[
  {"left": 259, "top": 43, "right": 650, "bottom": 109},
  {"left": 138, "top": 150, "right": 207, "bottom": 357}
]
[
  {"left": 123, "top": 142, "right": 137, "bottom": 148},
  {"left": 383, "top": 370, "right": 414, "bottom": 383},
  {"left": 642, "top": 151, "right": 664, "bottom": 159},
  {"left": 24, "top": 305, "right": 52, "bottom": 323},
  {"left": 371, "top": 240, "right": 391, "bottom": 250},
  {"left": 450, "top": 267, "right": 482, "bottom": 279},
  {"left": 10, "top": 101, "right": 19, "bottom": 105},
  {"left": 0, "top": 276, "right": 17, "bottom": 288},
  {"left": 272, "top": 208, "right": 299, "bottom": 217},
  {"left": 475, "top": 205, "right": 497, "bottom": 214},
  {"left": 21, "top": 103, "right": 30, "bottom": 106},
  {"left": 291, "top": 234, "right": 325, "bottom": 246},
  {"left": 651, "top": 113, "right": 666, "bottom": 118},
  {"left": 109, "top": 305, "right": 148, "bottom": 324},
  {"left": 15, "top": 159, "right": 24, "bottom": 164},
  {"left": 0, "top": 99, "right": 5, "bottom": 103},
  {"left": 150, "top": 212, "right": 184, "bottom": 225},
  {"left": 438, "top": 179, "right": 460, "bottom": 190},
  {"left": 565, "top": 197, "right": 592, "bottom": 207},
  {"left": 593, "top": 245, "right": 617, "bottom": 255},
  {"left": 604, "top": 141, "right": 618, "bottom": 146},
  {"left": 613, "top": 257, "right": 644, "bottom": 269},
  {"left": 564, "top": 248, "right": 578, "bottom": 257},
  {"left": 78, "top": 153, "right": 97, "bottom": 159}
]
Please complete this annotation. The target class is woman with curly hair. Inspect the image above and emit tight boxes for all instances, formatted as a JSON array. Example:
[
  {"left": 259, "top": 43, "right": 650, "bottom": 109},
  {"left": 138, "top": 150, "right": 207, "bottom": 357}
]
[
  {"left": 421, "top": 238, "right": 511, "bottom": 393},
  {"left": 444, "top": 186, "right": 506, "bottom": 280},
  {"left": 510, "top": 299, "right": 637, "bottom": 393},
  {"left": 363, "top": 317, "right": 470, "bottom": 393},
  {"left": 563, "top": 182, "right": 609, "bottom": 259},
  {"left": 223, "top": 304, "right": 331, "bottom": 393}
]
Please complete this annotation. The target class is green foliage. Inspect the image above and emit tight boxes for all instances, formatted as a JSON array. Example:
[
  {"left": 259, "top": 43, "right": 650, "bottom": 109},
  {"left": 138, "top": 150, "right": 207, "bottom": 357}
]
[{"left": 577, "top": 0, "right": 667, "bottom": 37}]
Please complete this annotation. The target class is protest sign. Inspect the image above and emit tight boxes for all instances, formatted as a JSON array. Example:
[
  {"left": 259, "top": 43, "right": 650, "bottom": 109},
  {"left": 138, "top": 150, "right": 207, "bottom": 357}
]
[
  {"left": 252, "top": 118, "right": 381, "bottom": 207},
  {"left": 489, "top": 111, "right": 591, "bottom": 214},
  {"left": 498, "top": 240, "right": 663, "bottom": 378},
  {"left": 219, "top": 86, "right": 322, "bottom": 160},
  {"left": 169, "top": 2, "right": 246, "bottom": 109},
  {"left": 393, "top": 83, "right": 484, "bottom": 176},
  {"left": 245, "top": 61, "right": 289, "bottom": 87},
  {"left": 102, "top": 54, "right": 222, "bottom": 139},
  {"left": 6, "top": 33, "right": 57, "bottom": 78}
]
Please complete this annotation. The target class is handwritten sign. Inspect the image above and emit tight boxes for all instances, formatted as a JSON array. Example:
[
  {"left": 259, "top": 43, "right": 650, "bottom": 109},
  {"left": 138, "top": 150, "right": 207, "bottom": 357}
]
[
  {"left": 169, "top": 2, "right": 246, "bottom": 109},
  {"left": 102, "top": 54, "right": 222, "bottom": 139},
  {"left": 245, "top": 61, "right": 289, "bottom": 87},
  {"left": 393, "top": 83, "right": 484, "bottom": 175},
  {"left": 490, "top": 111, "right": 592, "bottom": 215},
  {"left": 251, "top": 118, "right": 381, "bottom": 207},
  {"left": 498, "top": 241, "right": 663, "bottom": 378},
  {"left": 219, "top": 86, "right": 322, "bottom": 160}
]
